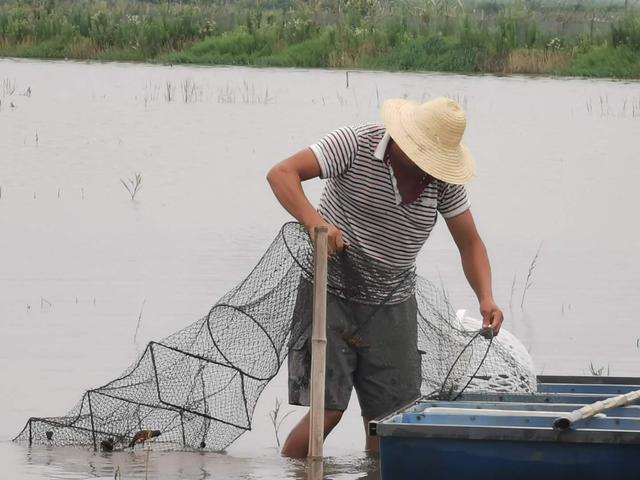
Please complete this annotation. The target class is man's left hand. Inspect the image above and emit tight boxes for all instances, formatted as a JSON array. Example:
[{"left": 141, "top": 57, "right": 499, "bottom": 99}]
[{"left": 480, "top": 300, "right": 504, "bottom": 337}]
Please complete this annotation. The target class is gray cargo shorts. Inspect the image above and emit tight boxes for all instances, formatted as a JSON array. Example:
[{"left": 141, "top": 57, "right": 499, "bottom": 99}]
[{"left": 288, "top": 281, "right": 421, "bottom": 419}]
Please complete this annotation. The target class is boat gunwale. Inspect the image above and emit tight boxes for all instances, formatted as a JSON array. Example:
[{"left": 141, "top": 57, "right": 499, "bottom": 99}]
[
  {"left": 371, "top": 376, "right": 640, "bottom": 444},
  {"left": 373, "top": 419, "right": 640, "bottom": 444},
  {"left": 537, "top": 375, "right": 640, "bottom": 385}
]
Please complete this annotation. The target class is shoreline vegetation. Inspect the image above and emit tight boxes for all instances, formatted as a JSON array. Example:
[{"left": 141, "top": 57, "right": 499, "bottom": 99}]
[{"left": 0, "top": 0, "right": 639, "bottom": 79}]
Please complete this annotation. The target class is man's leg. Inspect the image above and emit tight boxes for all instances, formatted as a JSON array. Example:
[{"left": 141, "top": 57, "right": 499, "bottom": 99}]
[
  {"left": 286, "top": 286, "right": 357, "bottom": 458},
  {"left": 281, "top": 408, "right": 343, "bottom": 458},
  {"left": 353, "top": 295, "right": 421, "bottom": 453},
  {"left": 362, "top": 417, "right": 379, "bottom": 454}
]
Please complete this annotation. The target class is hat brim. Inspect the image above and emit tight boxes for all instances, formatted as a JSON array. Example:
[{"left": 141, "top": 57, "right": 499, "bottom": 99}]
[{"left": 381, "top": 99, "right": 476, "bottom": 185}]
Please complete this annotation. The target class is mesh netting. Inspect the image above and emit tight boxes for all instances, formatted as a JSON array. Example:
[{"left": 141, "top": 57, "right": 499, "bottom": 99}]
[{"left": 14, "top": 222, "right": 536, "bottom": 451}]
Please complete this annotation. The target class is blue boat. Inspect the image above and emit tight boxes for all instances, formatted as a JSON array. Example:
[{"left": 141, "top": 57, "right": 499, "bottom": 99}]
[{"left": 371, "top": 376, "right": 640, "bottom": 480}]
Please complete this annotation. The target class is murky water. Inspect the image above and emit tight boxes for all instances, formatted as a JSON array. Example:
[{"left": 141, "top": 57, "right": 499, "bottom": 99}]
[{"left": 1, "top": 58, "right": 639, "bottom": 479}]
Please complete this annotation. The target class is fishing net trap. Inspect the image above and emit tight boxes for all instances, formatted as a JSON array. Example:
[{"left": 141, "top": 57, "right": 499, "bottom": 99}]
[{"left": 14, "top": 222, "right": 536, "bottom": 451}]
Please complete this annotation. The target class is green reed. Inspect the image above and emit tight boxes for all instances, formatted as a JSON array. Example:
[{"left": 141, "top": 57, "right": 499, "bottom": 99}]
[{"left": 0, "top": 0, "right": 639, "bottom": 78}]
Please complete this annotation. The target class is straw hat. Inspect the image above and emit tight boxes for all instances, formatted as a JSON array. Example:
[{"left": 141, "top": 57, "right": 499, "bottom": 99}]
[{"left": 381, "top": 97, "right": 476, "bottom": 185}]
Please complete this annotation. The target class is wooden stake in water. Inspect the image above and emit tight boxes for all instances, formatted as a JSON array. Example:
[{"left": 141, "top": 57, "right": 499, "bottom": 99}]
[
  {"left": 308, "top": 226, "right": 328, "bottom": 460},
  {"left": 308, "top": 457, "right": 324, "bottom": 480}
]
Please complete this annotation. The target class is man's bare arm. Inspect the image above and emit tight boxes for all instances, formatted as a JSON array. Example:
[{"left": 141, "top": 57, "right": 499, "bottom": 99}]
[
  {"left": 445, "top": 209, "right": 504, "bottom": 335},
  {"left": 266, "top": 148, "right": 345, "bottom": 254}
]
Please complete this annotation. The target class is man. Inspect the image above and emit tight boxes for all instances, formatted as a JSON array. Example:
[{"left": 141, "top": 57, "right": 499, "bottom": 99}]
[{"left": 266, "top": 97, "right": 504, "bottom": 457}]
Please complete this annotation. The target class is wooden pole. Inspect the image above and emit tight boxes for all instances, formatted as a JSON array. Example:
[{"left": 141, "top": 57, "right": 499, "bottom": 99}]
[
  {"left": 87, "top": 391, "right": 98, "bottom": 451},
  {"left": 308, "top": 457, "right": 324, "bottom": 479},
  {"left": 308, "top": 226, "right": 328, "bottom": 460}
]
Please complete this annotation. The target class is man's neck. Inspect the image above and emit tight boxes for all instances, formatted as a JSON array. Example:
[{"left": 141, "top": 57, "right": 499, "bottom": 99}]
[{"left": 389, "top": 156, "right": 433, "bottom": 205}]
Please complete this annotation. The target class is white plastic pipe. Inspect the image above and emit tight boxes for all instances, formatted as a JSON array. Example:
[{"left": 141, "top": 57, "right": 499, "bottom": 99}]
[
  {"left": 423, "top": 407, "right": 571, "bottom": 418},
  {"left": 553, "top": 389, "right": 640, "bottom": 431}
]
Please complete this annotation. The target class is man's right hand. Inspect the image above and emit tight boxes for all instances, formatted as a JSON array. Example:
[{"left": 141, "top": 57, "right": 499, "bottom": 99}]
[{"left": 306, "top": 221, "right": 346, "bottom": 256}]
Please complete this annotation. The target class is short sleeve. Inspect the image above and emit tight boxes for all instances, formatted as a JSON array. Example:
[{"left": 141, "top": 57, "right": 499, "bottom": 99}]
[
  {"left": 437, "top": 183, "right": 471, "bottom": 219},
  {"left": 309, "top": 126, "right": 359, "bottom": 179}
]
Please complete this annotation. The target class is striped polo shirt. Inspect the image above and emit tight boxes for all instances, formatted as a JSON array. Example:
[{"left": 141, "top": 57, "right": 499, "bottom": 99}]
[{"left": 310, "top": 124, "right": 470, "bottom": 269}]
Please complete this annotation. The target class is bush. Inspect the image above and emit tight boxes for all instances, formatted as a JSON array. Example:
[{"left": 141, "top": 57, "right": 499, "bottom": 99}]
[
  {"left": 260, "top": 30, "right": 334, "bottom": 68},
  {"left": 568, "top": 45, "right": 640, "bottom": 78},
  {"left": 612, "top": 15, "right": 640, "bottom": 52},
  {"left": 0, "top": 0, "right": 639, "bottom": 79}
]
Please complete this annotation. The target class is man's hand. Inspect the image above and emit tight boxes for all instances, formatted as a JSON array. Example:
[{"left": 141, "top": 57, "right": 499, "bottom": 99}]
[
  {"left": 306, "top": 221, "right": 346, "bottom": 256},
  {"left": 480, "top": 299, "right": 504, "bottom": 337}
]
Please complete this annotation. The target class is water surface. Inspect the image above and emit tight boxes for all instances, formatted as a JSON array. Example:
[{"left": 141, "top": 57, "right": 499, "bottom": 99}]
[{"left": 1, "top": 58, "right": 639, "bottom": 479}]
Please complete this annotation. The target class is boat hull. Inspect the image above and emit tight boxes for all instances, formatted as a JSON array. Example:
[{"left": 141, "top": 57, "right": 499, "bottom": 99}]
[
  {"left": 380, "top": 437, "right": 640, "bottom": 480},
  {"left": 374, "top": 376, "right": 640, "bottom": 480}
]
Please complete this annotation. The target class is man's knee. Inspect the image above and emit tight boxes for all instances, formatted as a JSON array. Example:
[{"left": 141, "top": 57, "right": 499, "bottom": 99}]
[
  {"left": 324, "top": 409, "right": 343, "bottom": 426},
  {"left": 281, "top": 409, "right": 344, "bottom": 458}
]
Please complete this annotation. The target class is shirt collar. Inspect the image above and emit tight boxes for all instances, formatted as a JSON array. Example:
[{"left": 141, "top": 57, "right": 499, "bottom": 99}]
[
  {"left": 374, "top": 132, "right": 402, "bottom": 205},
  {"left": 373, "top": 132, "right": 391, "bottom": 163}
]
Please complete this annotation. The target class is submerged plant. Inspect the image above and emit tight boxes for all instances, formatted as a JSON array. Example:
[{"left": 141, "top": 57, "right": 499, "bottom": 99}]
[
  {"left": 509, "top": 273, "right": 517, "bottom": 310},
  {"left": 520, "top": 242, "right": 543, "bottom": 310},
  {"left": 2, "top": 77, "right": 16, "bottom": 98},
  {"left": 164, "top": 81, "right": 175, "bottom": 102},
  {"left": 268, "top": 397, "right": 294, "bottom": 448},
  {"left": 588, "top": 362, "right": 610, "bottom": 376},
  {"left": 181, "top": 79, "right": 201, "bottom": 103},
  {"left": 133, "top": 299, "right": 147, "bottom": 354},
  {"left": 120, "top": 172, "right": 143, "bottom": 200}
]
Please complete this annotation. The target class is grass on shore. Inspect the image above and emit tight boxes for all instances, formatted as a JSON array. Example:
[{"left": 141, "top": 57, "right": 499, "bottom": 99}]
[{"left": 0, "top": 0, "right": 639, "bottom": 78}]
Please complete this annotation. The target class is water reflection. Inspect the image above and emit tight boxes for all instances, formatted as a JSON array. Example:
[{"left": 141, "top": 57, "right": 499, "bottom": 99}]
[{"left": 19, "top": 444, "right": 379, "bottom": 479}]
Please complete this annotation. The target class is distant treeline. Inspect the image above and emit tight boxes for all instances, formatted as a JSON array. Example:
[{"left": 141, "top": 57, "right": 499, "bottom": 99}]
[{"left": 0, "top": 0, "right": 639, "bottom": 78}]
